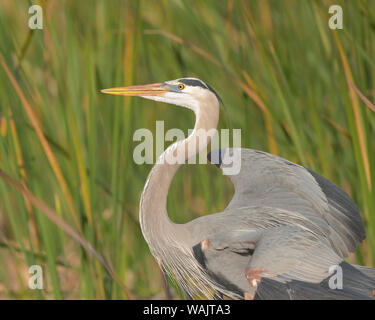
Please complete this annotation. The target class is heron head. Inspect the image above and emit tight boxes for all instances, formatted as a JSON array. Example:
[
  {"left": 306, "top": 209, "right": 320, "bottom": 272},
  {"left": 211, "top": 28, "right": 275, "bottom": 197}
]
[{"left": 101, "top": 77, "right": 221, "bottom": 112}]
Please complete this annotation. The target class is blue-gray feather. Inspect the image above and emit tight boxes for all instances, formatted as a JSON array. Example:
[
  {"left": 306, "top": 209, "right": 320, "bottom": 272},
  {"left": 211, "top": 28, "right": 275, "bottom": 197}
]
[{"left": 183, "top": 147, "right": 375, "bottom": 300}]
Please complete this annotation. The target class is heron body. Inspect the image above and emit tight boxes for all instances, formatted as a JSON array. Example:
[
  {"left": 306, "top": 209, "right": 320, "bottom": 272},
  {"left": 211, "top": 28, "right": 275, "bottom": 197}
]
[{"left": 102, "top": 78, "right": 375, "bottom": 299}]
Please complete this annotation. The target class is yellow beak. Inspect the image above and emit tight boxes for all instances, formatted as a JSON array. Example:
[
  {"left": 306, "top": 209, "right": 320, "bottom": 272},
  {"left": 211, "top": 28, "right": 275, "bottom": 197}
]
[{"left": 101, "top": 82, "right": 167, "bottom": 96}]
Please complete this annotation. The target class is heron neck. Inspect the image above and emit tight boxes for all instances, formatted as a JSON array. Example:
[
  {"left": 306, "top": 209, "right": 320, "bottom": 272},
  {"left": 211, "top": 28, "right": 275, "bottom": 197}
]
[{"left": 139, "top": 98, "right": 219, "bottom": 250}]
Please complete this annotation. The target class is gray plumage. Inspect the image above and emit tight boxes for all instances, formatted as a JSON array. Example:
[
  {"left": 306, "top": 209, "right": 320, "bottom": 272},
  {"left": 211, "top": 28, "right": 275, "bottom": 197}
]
[
  {"left": 102, "top": 77, "right": 375, "bottom": 300},
  {"left": 208, "top": 148, "right": 366, "bottom": 258}
]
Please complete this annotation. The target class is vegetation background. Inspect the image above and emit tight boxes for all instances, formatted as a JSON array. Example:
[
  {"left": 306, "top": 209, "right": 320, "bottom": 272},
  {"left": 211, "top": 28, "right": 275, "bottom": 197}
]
[{"left": 0, "top": 0, "right": 374, "bottom": 299}]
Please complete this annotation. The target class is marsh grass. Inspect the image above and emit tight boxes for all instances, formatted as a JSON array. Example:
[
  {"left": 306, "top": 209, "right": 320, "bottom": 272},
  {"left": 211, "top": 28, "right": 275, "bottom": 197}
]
[{"left": 0, "top": 0, "right": 374, "bottom": 299}]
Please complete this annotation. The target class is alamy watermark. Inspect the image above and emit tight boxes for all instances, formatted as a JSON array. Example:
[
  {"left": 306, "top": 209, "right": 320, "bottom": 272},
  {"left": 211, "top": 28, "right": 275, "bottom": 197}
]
[
  {"left": 328, "top": 264, "right": 343, "bottom": 289},
  {"left": 28, "top": 265, "right": 43, "bottom": 290},
  {"left": 28, "top": 5, "right": 43, "bottom": 30},
  {"left": 27, "top": 4, "right": 342, "bottom": 31},
  {"left": 328, "top": 5, "right": 343, "bottom": 30},
  {"left": 133, "top": 121, "right": 242, "bottom": 175}
]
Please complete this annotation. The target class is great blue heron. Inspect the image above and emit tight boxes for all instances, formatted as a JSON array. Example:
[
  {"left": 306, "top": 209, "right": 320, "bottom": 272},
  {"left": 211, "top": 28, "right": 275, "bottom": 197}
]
[{"left": 102, "top": 78, "right": 375, "bottom": 300}]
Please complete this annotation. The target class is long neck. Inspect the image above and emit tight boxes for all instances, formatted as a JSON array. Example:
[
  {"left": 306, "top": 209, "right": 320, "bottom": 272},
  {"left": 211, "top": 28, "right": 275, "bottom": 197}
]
[{"left": 139, "top": 96, "right": 219, "bottom": 253}]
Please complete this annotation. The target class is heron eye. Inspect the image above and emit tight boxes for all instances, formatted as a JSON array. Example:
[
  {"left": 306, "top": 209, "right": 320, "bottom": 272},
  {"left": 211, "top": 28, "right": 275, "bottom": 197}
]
[{"left": 177, "top": 84, "right": 185, "bottom": 90}]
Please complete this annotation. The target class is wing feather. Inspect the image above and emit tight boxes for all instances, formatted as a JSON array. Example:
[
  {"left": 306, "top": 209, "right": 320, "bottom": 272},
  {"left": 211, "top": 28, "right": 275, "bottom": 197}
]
[{"left": 208, "top": 148, "right": 365, "bottom": 257}]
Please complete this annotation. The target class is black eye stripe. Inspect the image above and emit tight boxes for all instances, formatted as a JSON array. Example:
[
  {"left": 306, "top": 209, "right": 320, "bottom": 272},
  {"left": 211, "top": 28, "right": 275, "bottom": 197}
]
[
  {"left": 178, "top": 78, "right": 223, "bottom": 103},
  {"left": 179, "top": 79, "right": 207, "bottom": 89}
]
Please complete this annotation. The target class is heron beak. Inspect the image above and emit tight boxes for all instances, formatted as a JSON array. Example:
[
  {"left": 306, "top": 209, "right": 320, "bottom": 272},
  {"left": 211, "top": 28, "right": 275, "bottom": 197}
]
[{"left": 101, "top": 83, "right": 167, "bottom": 96}]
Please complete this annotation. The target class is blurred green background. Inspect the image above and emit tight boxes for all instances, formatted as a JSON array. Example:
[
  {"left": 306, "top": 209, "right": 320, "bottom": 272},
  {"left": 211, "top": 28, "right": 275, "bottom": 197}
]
[{"left": 0, "top": 0, "right": 374, "bottom": 299}]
